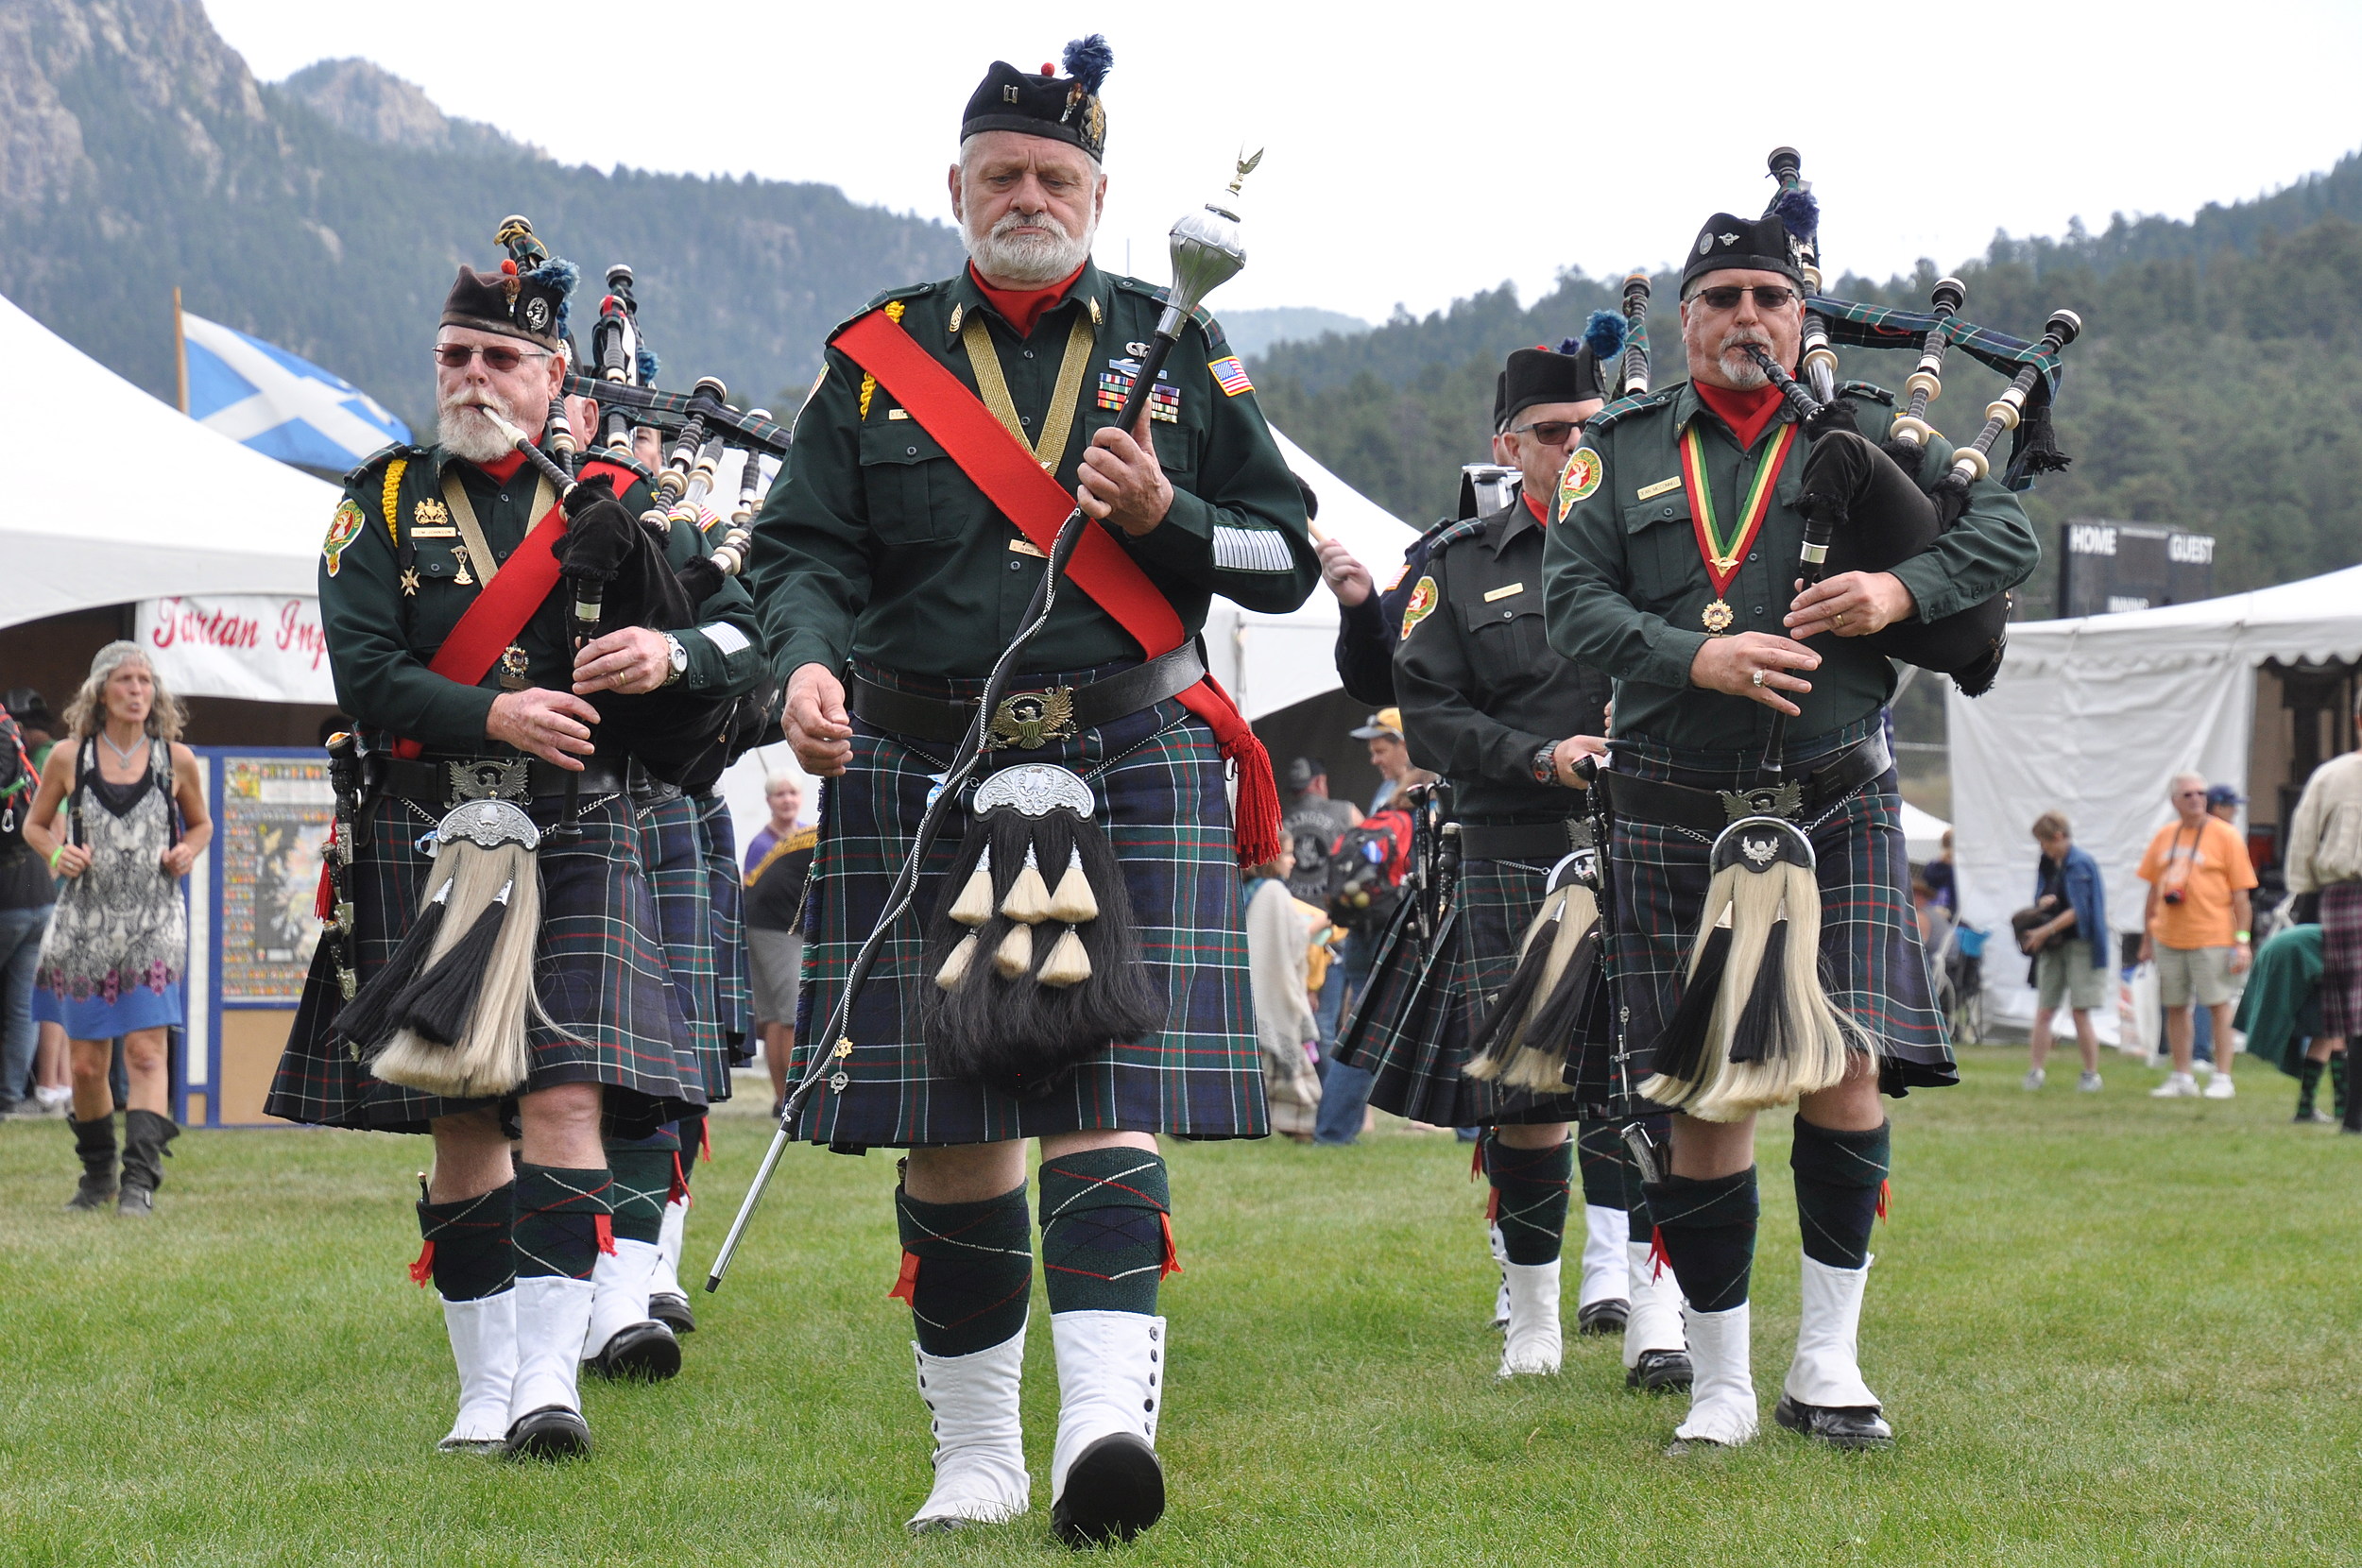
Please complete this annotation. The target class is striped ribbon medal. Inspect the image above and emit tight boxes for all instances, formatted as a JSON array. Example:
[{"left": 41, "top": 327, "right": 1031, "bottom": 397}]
[{"left": 1679, "top": 420, "right": 1797, "bottom": 634}]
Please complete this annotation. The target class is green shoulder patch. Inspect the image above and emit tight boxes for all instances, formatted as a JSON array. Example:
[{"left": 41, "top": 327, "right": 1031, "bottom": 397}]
[
  {"left": 1399, "top": 574, "right": 1440, "bottom": 640},
  {"left": 322, "top": 498, "right": 367, "bottom": 577},
  {"left": 1556, "top": 446, "right": 1603, "bottom": 521}
]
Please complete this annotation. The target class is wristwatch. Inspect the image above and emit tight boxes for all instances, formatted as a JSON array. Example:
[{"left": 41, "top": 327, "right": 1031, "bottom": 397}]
[
  {"left": 660, "top": 634, "right": 688, "bottom": 688},
  {"left": 1532, "top": 741, "right": 1560, "bottom": 785}
]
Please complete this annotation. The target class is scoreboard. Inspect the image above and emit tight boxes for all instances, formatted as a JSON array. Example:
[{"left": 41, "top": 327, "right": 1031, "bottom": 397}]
[{"left": 2057, "top": 520, "right": 2217, "bottom": 617}]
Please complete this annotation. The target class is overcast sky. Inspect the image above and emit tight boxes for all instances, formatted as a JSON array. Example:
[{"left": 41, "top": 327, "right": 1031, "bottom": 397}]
[{"left": 207, "top": 0, "right": 2362, "bottom": 325}]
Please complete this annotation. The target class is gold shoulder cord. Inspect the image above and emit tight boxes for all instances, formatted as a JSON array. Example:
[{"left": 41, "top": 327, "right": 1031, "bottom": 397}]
[
  {"left": 961, "top": 311, "right": 1097, "bottom": 471},
  {"left": 381, "top": 457, "right": 408, "bottom": 545},
  {"left": 857, "top": 300, "right": 906, "bottom": 421}
]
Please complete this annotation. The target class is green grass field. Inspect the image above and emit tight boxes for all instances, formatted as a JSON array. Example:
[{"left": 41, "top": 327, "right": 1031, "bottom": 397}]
[{"left": 1, "top": 1046, "right": 2356, "bottom": 1567}]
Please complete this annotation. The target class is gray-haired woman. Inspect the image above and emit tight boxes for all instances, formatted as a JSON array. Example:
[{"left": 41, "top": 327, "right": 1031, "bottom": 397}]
[{"left": 21, "top": 642, "right": 212, "bottom": 1214}]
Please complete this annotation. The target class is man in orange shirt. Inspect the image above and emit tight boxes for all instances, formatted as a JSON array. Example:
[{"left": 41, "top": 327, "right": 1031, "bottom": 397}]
[{"left": 2138, "top": 773, "right": 2258, "bottom": 1099}]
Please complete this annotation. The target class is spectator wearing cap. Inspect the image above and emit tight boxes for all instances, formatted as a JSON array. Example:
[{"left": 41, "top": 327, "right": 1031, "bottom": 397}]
[
  {"left": 2018, "top": 811, "right": 2108, "bottom": 1093},
  {"left": 1352, "top": 707, "right": 1417, "bottom": 813},
  {"left": 2139, "top": 773, "right": 2258, "bottom": 1099}
]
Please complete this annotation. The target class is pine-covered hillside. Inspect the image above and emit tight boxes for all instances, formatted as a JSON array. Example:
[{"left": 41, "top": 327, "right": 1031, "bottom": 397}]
[
  {"left": 0, "top": 0, "right": 966, "bottom": 433},
  {"left": 1254, "top": 156, "right": 2362, "bottom": 613}
]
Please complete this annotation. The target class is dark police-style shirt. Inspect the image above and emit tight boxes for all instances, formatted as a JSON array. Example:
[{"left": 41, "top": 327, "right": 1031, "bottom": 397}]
[
  {"left": 1395, "top": 499, "right": 1612, "bottom": 824},
  {"left": 318, "top": 442, "right": 761, "bottom": 753},
  {"left": 750, "top": 261, "right": 1318, "bottom": 682},
  {"left": 1543, "top": 381, "right": 2038, "bottom": 754}
]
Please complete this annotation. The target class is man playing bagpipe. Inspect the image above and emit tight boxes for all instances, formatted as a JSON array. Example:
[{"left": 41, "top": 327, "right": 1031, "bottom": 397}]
[
  {"left": 1544, "top": 210, "right": 2040, "bottom": 1451},
  {"left": 747, "top": 37, "right": 1315, "bottom": 1543},
  {"left": 1335, "top": 341, "right": 1687, "bottom": 1392},
  {"left": 267, "top": 228, "right": 762, "bottom": 1459}
]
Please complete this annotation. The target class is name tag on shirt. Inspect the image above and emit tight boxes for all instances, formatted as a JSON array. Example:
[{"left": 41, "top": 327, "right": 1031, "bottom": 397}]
[
  {"left": 1635, "top": 476, "right": 1682, "bottom": 501},
  {"left": 1483, "top": 582, "right": 1525, "bottom": 603},
  {"left": 412, "top": 526, "right": 458, "bottom": 539},
  {"left": 1008, "top": 537, "right": 1047, "bottom": 558}
]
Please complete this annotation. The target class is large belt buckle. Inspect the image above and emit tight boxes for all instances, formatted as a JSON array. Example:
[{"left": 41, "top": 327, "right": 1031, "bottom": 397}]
[
  {"left": 1719, "top": 780, "right": 1803, "bottom": 824},
  {"left": 449, "top": 757, "right": 532, "bottom": 805},
  {"left": 987, "top": 687, "right": 1078, "bottom": 751}
]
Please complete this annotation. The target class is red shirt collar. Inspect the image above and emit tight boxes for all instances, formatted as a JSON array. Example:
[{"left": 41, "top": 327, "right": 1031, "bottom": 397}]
[
  {"left": 968, "top": 261, "right": 1088, "bottom": 338},
  {"left": 1694, "top": 380, "right": 1785, "bottom": 451},
  {"left": 468, "top": 449, "right": 529, "bottom": 484},
  {"left": 1523, "top": 490, "right": 1549, "bottom": 525}
]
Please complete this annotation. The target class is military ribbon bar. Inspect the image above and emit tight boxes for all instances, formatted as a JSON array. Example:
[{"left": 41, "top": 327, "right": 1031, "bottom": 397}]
[{"left": 1679, "top": 420, "right": 1795, "bottom": 595}]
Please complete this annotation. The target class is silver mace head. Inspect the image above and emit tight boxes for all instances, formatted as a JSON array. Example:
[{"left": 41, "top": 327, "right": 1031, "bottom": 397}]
[{"left": 1157, "top": 148, "right": 1264, "bottom": 336}]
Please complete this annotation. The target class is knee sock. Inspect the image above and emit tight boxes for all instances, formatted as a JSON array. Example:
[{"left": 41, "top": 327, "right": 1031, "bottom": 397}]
[
  {"left": 1483, "top": 1132, "right": 1572, "bottom": 1267},
  {"left": 1791, "top": 1116, "right": 1891, "bottom": 1270},
  {"left": 1038, "top": 1148, "right": 1172, "bottom": 1317},
  {"left": 1576, "top": 1119, "right": 1633, "bottom": 1211},
  {"left": 893, "top": 1180, "right": 1034, "bottom": 1356},
  {"left": 2299, "top": 1058, "right": 2325, "bottom": 1116},
  {"left": 605, "top": 1133, "right": 677, "bottom": 1250},
  {"left": 2339, "top": 1052, "right": 2357, "bottom": 1129},
  {"left": 513, "top": 1164, "right": 612, "bottom": 1281},
  {"left": 1643, "top": 1167, "right": 1757, "bottom": 1312},
  {"left": 415, "top": 1181, "right": 516, "bottom": 1300}
]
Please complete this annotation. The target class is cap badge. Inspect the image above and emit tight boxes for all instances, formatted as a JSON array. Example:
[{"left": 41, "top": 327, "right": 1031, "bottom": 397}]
[
  {"left": 1719, "top": 232, "right": 1740, "bottom": 246},
  {"left": 522, "top": 297, "right": 550, "bottom": 332},
  {"left": 1698, "top": 233, "right": 1713, "bottom": 256},
  {"left": 1002, "top": 84, "right": 1019, "bottom": 102}
]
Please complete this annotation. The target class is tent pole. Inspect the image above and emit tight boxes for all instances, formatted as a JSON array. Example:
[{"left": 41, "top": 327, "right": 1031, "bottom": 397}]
[{"left": 172, "top": 286, "right": 188, "bottom": 415}]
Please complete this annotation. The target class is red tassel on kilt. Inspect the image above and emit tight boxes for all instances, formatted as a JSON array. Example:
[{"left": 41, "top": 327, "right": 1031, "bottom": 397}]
[
  {"left": 408, "top": 1239, "right": 435, "bottom": 1287},
  {"left": 1158, "top": 1213, "right": 1184, "bottom": 1280},
  {"left": 887, "top": 1250, "right": 922, "bottom": 1304},
  {"left": 593, "top": 1213, "right": 616, "bottom": 1257},
  {"left": 668, "top": 1151, "right": 689, "bottom": 1206}
]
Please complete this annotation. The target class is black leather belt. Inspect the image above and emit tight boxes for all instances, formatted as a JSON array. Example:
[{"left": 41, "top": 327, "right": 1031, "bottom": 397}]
[
  {"left": 1600, "top": 734, "right": 1891, "bottom": 835},
  {"left": 847, "top": 641, "right": 1206, "bottom": 749},
  {"left": 369, "top": 753, "right": 629, "bottom": 808},
  {"left": 1458, "top": 816, "right": 1594, "bottom": 861}
]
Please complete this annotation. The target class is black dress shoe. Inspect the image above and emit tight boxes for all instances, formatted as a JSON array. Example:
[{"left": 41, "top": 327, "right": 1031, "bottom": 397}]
[
  {"left": 582, "top": 1321, "right": 682, "bottom": 1382},
  {"left": 1051, "top": 1433, "right": 1165, "bottom": 1546},
  {"left": 505, "top": 1405, "right": 592, "bottom": 1460},
  {"left": 648, "top": 1291, "right": 697, "bottom": 1335},
  {"left": 1576, "top": 1298, "right": 1630, "bottom": 1337},
  {"left": 1773, "top": 1394, "right": 1892, "bottom": 1449},
  {"left": 1626, "top": 1349, "right": 1692, "bottom": 1393}
]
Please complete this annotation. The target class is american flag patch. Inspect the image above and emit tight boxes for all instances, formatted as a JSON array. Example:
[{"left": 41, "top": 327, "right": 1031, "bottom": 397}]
[{"left": 1208, "top": 356, "right": 1254, "bottom": 396}]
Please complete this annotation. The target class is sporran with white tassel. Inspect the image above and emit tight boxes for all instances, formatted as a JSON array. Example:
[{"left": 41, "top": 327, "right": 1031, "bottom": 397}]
[{"left": 1463, "top": 847, "right": 1607, "bottom": 1094}]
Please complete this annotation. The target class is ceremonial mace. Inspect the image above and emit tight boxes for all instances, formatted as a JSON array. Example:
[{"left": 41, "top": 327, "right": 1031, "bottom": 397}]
[{"left": 705, "top": 151, "right": 1265, "bottom": 1295}]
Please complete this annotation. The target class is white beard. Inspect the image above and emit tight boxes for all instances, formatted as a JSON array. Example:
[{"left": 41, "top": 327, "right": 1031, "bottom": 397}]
[
  {"left": 1712, "top": 330, "right": 1774, "bottom": 389},
  {"left": 963, "top": 205, "right": 1095, "bottom": 286},
  {"left": 437, "top": 388, "right": 526, "bottom": 463}
]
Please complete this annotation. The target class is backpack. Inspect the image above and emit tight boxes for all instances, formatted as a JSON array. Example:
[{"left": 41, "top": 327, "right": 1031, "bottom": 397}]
[
  {"left": 1283, "top": 806, "right": 1344, "bottom": 906},
  {"left": 1325, "top": 811, "right": 1411, "bottom": 931}
]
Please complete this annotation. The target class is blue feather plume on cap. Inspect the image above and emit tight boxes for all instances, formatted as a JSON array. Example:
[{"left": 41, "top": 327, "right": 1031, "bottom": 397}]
[
  {"left": 1582, "top": 309, "right": 1626, "bottom": 360},
  {"left": 636, "top": 346, "right": 660, "bottom": 386},
  {"left": 1772, "top": 188, "right": 1819, "bottom": 244},
  {"left": 526, "top": 257, "right": 579, "bottom": 338},
  {"left": 1063, "top": 34, "right": 1113, "bottom": 94}
]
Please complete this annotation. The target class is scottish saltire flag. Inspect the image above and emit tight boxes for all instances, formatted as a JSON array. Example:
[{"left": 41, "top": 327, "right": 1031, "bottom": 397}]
[{"left": 181, "top": 312, "right": 410, "bottom": 469}]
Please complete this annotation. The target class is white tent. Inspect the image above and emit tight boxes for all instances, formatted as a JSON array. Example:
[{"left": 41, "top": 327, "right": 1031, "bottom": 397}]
[
  {"left": 0, "top": 294, "right": 337, "bottom": 629},
  {"left": 1900, "top": 800, "right": 1949, "bottom": 862},
  {"left": 1948, "top": 565, "right": 2362, "bottom": 1029}
]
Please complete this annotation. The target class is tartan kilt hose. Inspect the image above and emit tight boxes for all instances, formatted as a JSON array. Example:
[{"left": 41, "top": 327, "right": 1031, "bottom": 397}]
[
  {"left": 266, "top": 788, "right": 707, "bottom": 1136},
  {"left": 791, "top": 662, "right": 1265, "bottom": 1149},
  {"left": 1335, "top": 855, "right": 1585, "bottom": 1127},
  {"left": 694, "top": 790, "right": 755, "bottom": 1055},
  {"left": 640, "top": 790, "right": 735, "bottom": 1102},
  {"left": 1596, "top": 721, "right": 1953, "bottom": 1107}
]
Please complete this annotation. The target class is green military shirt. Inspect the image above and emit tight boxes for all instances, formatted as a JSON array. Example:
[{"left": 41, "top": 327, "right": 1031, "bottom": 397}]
[
  {"left": 750, "top": 260, "right": 1318, "bottom": 682},
  {"left": 1541, "top": 382, "right": 2039, "bottom": 754},
  {"left": 1395, "top": 498, "right": 1613, "bottom": 823},
  {"left": 318, "top": 442, "right": 762, "bottom": 753}
]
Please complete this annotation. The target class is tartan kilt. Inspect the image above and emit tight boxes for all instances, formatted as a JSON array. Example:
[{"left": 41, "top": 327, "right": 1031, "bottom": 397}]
[
  {"left": 265, "top": 788, "right": 705, "bottom": 1136},
  {"left": 2317, "top": 881, "right": 2362, "bottom": 1036},
  {"left": 694, "top": 790, "right": 755, "bottom": 1056},
  {"left": 1590, "top": 720, "right": 1953, "bottom": 1113},
  {"left": 1335, "top": 854, "right": 1584, "bottom": 1127},
  {"left": 790, "top": 661, "right": 1264, "bottom": 1149},
  {"left": 640, "top": 790, "right": 733, "bottom": 1101}
]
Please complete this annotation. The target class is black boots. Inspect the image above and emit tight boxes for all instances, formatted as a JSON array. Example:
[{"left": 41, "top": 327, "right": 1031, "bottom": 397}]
[
  {"left": 66, "top": 1115, "right": 118, "bottom": 1210},
  {"left": 117, "top": 1110, "right": 180, "bottom": 1216}
]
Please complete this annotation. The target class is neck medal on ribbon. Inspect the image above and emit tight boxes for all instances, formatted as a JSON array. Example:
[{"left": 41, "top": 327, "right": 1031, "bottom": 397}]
[{"left": 1679, "top": 418, "right": 1797, "bottom": 633}]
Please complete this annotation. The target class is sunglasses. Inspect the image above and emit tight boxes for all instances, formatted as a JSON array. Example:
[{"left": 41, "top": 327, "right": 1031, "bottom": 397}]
[
  {"left": 434, "top": 343, "right": 552, "bottom": 372},
  {"left": 1510, "top": 420, "right": 1583, "bottom": 447},
  {"left": 1690, "top": 285, "right": 1802, "bottom": 313}
]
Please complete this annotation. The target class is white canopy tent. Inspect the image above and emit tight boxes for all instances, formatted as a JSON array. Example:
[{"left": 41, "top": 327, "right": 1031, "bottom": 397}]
[
  {"left": 1948, "top": 566, "right": 2362, "bottom": 1030},
  {"left": 0, "top": 294, "right": 337, "bottom": 629}
]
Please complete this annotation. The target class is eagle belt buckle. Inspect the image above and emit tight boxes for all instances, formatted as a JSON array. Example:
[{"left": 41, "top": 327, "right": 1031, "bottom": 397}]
[
  {"left": 1719, "top": 781, "right": 1803, "bottom": 824},
  {"left": 449, "top": 757, "right": 532, "bottom": 805},
  {"left": 987, "top": 688, "right": 1077, "bottom": 751}
]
